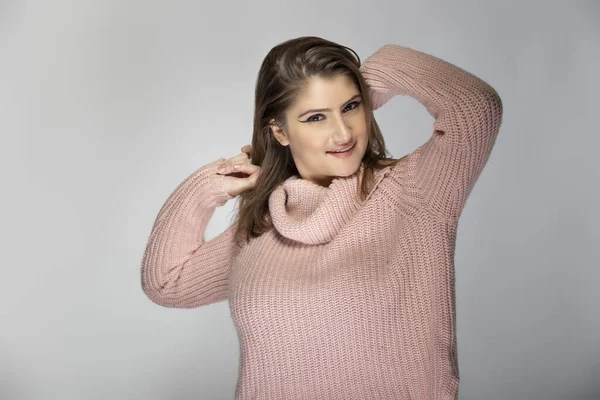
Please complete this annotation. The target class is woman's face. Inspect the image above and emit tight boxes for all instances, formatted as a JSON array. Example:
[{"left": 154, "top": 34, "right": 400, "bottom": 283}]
[{"left": 270, "top": 73, "right": 369, "bottom": 187}]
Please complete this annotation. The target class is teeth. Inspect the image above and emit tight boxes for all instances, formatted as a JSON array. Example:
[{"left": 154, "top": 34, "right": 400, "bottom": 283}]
[{"left": 332, "top": 144, "right": 353, "bottom": 153}]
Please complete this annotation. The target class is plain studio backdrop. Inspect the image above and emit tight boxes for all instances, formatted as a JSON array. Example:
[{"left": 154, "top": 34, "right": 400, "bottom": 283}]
[{"left": 1, "top": 0, "right": 598, "bottom": 399}]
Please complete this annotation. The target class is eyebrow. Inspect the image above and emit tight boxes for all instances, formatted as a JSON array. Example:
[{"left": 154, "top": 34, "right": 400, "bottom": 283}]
[{"left": 296, "top": 94, "right": 362, "bottom": 119}]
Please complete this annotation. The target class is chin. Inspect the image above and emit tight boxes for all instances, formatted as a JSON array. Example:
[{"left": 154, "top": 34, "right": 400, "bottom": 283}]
[
  {"left": 335, "top": 159, "right": 362, "bottom": 177},
  {"left": 323, "top": 145, "right": 366, "bottom": 176}
]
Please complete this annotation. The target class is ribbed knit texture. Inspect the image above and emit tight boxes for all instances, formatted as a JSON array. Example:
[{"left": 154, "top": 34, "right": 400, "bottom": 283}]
[{"left": 141, "top": 44, "right": 503, "bottom": 400}]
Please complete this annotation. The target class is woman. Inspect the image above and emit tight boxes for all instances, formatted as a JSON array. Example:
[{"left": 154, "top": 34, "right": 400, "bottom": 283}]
[{"left": 141, "top": 36, "right": 503, "bottom": 399}]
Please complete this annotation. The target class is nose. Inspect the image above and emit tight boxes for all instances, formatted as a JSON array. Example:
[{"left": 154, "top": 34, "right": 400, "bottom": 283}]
[{"left": 332, "top": 114, "right": 353, "bottom": 145}]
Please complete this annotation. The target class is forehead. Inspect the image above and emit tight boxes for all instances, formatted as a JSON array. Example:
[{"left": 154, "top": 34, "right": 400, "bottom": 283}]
[{"left": 292, "top": 74, "right": 359, "bottom": 108}]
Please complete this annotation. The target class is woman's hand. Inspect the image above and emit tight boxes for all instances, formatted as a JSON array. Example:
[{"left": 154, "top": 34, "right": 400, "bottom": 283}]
[{"left": 216, "top": 145, "right": 261, "bottom": 197}]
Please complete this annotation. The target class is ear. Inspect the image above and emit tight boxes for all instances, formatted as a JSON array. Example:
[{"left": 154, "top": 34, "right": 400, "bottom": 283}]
[{"left": 269, "top": 119, "right": 290, "bottom": 146}]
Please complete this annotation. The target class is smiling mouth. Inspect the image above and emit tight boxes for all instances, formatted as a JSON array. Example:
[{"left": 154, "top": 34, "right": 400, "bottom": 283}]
[{"left": 327, "top": 143, "right": 356, "bottom": 153}]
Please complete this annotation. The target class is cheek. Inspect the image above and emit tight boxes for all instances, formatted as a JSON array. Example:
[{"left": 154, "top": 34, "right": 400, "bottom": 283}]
[
  {"left": 353, "top": 113, "right": 368, "bottom": 136},
  {"left": 291, "top": 134, "right": 326, "bottom": 155},
  {"left": 352, "top": 108, "right": 367, "bottom": 125}
]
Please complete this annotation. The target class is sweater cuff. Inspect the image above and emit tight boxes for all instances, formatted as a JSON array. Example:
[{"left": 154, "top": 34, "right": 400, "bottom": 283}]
[{"left": 203, "top": 158, "right": 236, "bottom": 207}]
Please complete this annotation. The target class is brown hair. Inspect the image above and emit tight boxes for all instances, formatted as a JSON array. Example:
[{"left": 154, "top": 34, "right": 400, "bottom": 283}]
[{"left": 230, "top": 36, "right": 400, "bottom": 247}]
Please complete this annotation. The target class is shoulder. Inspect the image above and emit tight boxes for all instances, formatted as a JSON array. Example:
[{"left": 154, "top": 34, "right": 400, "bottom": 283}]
[{"left": 376, "top": 155, "right": 409, "bottom": 169}]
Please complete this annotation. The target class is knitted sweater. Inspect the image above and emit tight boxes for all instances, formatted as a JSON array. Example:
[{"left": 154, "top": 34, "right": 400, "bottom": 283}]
[{"left": 141, "top": 44, "right": 503, "bottom": 400}]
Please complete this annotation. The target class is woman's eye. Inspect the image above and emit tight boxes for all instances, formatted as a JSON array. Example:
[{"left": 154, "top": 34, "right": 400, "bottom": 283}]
[
  {"left": 304, "top": 101, "right": 361, "bottom": 123},
  {"left": 306, "top": 114, "right": 325, "bottom": 123},
  {"left": 344, "top": 101, "right": 361, "bottom": 112}
]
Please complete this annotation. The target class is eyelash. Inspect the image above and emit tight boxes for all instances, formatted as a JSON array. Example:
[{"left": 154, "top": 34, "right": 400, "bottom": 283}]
[{"left": 304, "top": 101, "right": 362, "bottom": 123}]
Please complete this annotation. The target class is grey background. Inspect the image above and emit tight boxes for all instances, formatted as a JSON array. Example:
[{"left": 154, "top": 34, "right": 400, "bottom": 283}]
[{"left": 1, "top": 0, "right": 599, "bottom": 399}]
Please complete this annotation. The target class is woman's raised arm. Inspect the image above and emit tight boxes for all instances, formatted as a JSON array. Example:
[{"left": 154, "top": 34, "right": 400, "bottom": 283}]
[
  {"left": 140, "top": 158, "right": 236, "bottom": 308},
  {"left": 360, "top": 44, "right": 504, "bottom": 221}
]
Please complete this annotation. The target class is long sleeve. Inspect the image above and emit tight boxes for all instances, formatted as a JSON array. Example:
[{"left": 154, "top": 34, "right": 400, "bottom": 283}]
[
  {"left": 360, "top": 44, "right": 503, "bottom": 221},
  {"left": 141, "top": 158, "right": 237, "bottom": 308}
]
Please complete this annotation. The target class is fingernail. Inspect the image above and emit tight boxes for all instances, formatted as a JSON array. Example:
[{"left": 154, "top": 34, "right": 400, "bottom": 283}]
[
  {"left": 233, "top": 165, "right": 240, "bottom": 169},
  {"left": 217, "top": 166, "right": 225, "bottom": 172}
]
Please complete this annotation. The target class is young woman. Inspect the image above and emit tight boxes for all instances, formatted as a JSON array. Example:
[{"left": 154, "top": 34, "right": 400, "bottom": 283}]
[{"left": 141, "top": 36, "right": 503, "bottom": 399}]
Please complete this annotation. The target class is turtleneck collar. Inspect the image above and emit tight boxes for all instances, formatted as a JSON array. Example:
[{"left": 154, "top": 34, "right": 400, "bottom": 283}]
[{"left": 267, "top": 163, "right": 392, "bottom": 245}]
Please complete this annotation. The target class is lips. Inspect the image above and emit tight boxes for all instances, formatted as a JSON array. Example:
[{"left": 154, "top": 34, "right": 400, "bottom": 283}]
[{"left": 327, "top": 143, "right": 355, "bottom": 153}]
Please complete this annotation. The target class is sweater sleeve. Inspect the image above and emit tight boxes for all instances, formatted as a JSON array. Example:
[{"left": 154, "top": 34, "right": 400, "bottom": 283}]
[
  {"left": 359, "top": 44, "right": 503, "bottom": 221},
  {"left": 140, "top": 158, "right": 237, "bottom": 308}
]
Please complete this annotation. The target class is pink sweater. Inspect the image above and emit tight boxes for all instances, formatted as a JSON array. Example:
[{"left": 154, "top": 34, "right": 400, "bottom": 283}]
[{"left": 141, "top": 44, "right": 503, "bottom": 399}]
